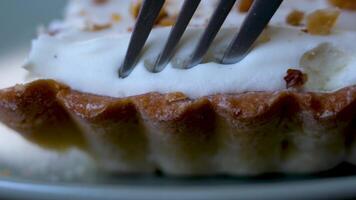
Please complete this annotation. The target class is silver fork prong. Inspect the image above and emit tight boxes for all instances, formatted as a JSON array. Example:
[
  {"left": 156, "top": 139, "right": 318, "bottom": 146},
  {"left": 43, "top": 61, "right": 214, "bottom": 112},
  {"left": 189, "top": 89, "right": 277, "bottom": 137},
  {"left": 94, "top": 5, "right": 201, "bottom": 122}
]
[
  {"left": 151, "top": 0, "right": 201, "bottom": 73},
  {"left": 221, "top": 0, "right": 283, "bottom": 64},
  {"left": 183, "top": 0, "right": 237, "bottom": 69},
  {"left": 119, "top": 0, "right": 165, "bottom": 78}
]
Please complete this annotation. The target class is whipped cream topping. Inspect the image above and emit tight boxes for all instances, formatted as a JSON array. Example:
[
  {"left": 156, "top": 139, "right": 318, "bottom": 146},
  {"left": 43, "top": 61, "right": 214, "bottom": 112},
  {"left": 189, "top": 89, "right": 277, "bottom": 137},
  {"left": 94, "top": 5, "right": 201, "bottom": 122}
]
[{"left": 24, "top": 0, "right": 356, "bottom": 98}]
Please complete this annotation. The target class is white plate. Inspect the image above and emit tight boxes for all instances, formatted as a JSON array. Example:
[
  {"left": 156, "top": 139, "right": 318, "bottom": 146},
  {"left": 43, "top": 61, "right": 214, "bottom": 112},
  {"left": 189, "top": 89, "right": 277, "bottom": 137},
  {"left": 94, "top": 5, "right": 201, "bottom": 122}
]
[
  {"left": 0, "top": 164, "right": 356, "bottom": 200},
  {"left": 1, "top": 1, "right": 356, "bottom": 199}
]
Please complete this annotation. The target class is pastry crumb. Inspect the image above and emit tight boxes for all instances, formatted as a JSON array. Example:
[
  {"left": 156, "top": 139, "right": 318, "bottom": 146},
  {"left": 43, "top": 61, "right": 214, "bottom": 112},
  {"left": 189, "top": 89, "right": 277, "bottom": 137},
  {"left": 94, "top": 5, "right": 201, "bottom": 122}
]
[
  {"left": 284, "top": 69, "right": 308, "bottom": 90},
  {"left": 306, "top": 9, "right": 340, "bottom": 35},
  {"left": 329, "top": 0, "right": 356, "bottom": 10},
  {"left": 286, "top": 10, "right": 304, "bottom": 26},
  {"left": 165, "top": 93, "right": 188, "bottom": 103},
  {"left": 237, "top": 0, "right": 254, "bottom": 13}
]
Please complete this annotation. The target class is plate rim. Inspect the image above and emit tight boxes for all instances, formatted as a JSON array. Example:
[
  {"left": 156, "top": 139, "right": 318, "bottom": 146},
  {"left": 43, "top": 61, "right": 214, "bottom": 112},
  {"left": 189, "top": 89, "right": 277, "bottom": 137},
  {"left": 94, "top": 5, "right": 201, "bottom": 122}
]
[{"left": 0, "top": 175, "right": 356, "bottom": 200}]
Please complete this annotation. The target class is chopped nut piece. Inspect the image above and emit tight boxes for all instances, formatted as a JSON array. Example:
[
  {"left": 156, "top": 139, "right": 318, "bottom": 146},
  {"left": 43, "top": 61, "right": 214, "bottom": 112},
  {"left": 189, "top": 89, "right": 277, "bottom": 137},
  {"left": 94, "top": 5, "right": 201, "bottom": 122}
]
[
  {"left": 257, "top": 29, "right": 271, "bottom": 43},
  {"left": 84, "top": 22, "right": 112, "bottom": 32},
  {"left": 158, "top": 16, "right": 177, "bottom": 27},
  {"left": 301, "top": 28, "right": 308, "bottom": 33},
  {"left": 237, "top": 0, "right": 254, "bottom": 13},
  {"left": 300, "top": 43, "right": 350, "bottom": 91},
  {"left": 130, "top": 0, "right": 142, "bottom": 18},
  {"left": 156, "top": 9, "right": 168, "bottom": 25},
  {"left": 111, "top": 13, "right": 122, "bottom": 23},
  {"left": 286, "top": 10, "right": 304, "bottom": 26},
  {"left": 130, "top": 0, "right": 168, "bottom": 24},
  {"left": 306, "top": 9, "right": 340, "bottom": 35},
  {"left": 329, "top": 0, "right": 356, "bottom": 10},
  {"left": 284, "top": 69, "right": 308, "bottom": 90},
  {"left": 93, "top": 0, "right": 109, "bottom": 5}
]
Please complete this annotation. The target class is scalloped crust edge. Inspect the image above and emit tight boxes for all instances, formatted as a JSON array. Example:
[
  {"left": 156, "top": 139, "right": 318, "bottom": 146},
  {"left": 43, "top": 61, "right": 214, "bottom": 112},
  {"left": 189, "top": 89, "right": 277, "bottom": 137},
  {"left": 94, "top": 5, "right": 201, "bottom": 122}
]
[{"left": 1, "top": 79, "right": 356, "bottom": 175}]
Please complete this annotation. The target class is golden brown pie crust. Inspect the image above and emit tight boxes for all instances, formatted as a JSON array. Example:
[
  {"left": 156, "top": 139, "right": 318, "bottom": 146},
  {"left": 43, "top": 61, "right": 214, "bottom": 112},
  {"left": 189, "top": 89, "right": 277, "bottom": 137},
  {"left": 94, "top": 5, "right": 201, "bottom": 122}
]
[{"left": 1, "top": 80, "right": 356, "bottom": 175}]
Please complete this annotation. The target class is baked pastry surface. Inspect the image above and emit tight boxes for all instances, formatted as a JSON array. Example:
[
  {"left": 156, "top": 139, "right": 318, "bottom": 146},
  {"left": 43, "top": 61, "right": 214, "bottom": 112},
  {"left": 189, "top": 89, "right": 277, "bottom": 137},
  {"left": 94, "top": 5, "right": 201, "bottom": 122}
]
[{"left": 1, "top": 80, "right": 355, "bottom": 175}]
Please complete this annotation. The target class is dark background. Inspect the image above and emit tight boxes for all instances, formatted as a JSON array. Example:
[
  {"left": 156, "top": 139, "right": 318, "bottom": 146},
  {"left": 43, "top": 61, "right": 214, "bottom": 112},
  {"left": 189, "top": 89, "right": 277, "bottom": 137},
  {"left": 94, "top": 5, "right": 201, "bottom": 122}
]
[{"left": 0, "top": 0, "right": 66, "bottom": 55}]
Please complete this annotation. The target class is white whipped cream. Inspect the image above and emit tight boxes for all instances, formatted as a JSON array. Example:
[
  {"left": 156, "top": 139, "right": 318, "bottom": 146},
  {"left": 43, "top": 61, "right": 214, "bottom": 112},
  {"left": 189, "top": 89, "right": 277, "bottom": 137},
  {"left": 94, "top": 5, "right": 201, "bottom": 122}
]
[{"left": 24, "top": 0, "right": 356, "bottom": 98}]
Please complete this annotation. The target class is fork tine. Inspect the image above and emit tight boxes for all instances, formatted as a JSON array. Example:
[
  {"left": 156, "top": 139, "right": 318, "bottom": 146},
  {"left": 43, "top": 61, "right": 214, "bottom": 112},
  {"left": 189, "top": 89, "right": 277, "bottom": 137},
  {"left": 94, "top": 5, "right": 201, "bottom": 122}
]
[
  {"left": 119, "top": 0, "right": 165, "bottom": 78},
  {"left": 183, "top": 0, "right": 237, "bottom": 69},
  {"left": 151, "top": 0, "right": 201, "bottom": 73},
  {"left": 221, "top": 0, "right": 283, "bottom": 64}
]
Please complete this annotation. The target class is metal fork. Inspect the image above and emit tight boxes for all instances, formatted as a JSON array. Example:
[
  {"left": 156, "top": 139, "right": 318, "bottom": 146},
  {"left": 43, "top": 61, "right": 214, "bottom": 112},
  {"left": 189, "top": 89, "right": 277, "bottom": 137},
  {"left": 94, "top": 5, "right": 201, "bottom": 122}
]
[{"left": 119, "top": 0, "right": 283, "bottom": 78}]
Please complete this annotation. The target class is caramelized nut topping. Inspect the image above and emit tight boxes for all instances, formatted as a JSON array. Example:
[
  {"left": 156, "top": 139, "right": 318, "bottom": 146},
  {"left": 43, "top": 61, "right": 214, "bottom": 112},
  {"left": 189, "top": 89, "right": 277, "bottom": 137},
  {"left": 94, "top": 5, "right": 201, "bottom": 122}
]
[
  {"left": 257, "top": 29, "right": 271, "bottom": 43},
  {"left": 237, "top": 0, "right": 254, "bottom": 13},
  {"left": 130, "top": 0, "right": 142, "bottom": 18},
  {"left": 306, "top": 9, "right": 340, "bottom": 35},
  {"left": 284, "top": 69, "right": 308, "bottom": 89},
  {"left": 286, "top": 10, "right": 304, "bottom": 26},
  {"left": 154, "top": 9, "right": 168, "bottom": 25},
  {"left": 111, "top": 13, "right": 122, "bottom": 23},
  {"left": 130, "top": 0, "right": 168, "bottom": 25},
  {"left": 329, "top": 0, "right": 356, "bottom": 10},
  {"left": 84, "top": 22, "right": 112, "bottom": 32},
  {"left": 158, "top": 16, "right": 177, "bottom": 27}
]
